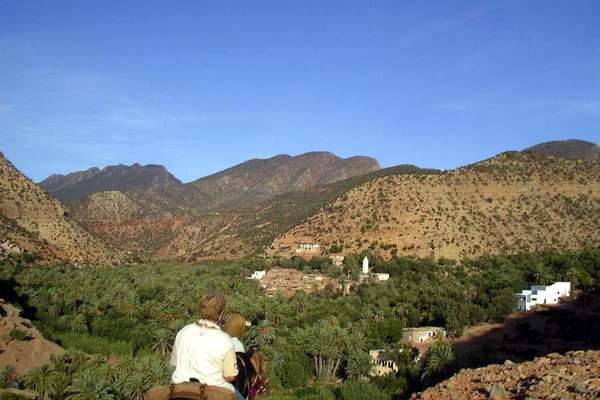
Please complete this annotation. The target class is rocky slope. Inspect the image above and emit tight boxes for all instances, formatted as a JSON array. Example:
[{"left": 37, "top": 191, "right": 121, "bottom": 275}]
[
  {"left": 0, "top": 152, "right": 119, "bottom": 264},
  {"left": 177, "top": 152, "right": 381, "bottom": 211},
  {"left": 39, "top": 163, "right": 182, "bottom": 203},
  {"left": 271, "top": 152, "right": 600, "bottom": 260},
  {"left": 411, "top": 350, "right": 600, "bottom": 399},
  {"left": 524, "top": 139, "right": 600, "bottom": 160},
  {"left": 70, "top": 165, "right": 432, "bottom": 260},
  {"left": 0, "top": 299, "right": 63, "bottom": 375}
]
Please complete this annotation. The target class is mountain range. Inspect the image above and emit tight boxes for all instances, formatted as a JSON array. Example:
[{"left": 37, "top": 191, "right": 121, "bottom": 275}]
[
  {"left": 0, "top": 153, "right": 118, "bottom": 264},
  {"left": 38, "top": 163, "right": 181, "bottom": 203},
  {"left": 1, "top": 139, "right": 599, "bottom": 264}
]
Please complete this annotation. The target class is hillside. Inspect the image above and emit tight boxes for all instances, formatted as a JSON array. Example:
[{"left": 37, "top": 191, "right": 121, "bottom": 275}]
[
  {"left": 524, "top": 139, "right": 600, "bottom": 160},
  {"left": 411, "top": 350, "right": 600, "bottom": 399},
  {"left": 0, "top": 153, "right": 119, "bottom": 264},
  {"left": 271, "top": 152, "right": 600, "bottom": 260},
  {"left": 70, "top": 164, "right": 434, "bottom": 260},
  {"left": 0, "top": 299, "right": 63, "bottom": 375},
  {"left": 152, "top": 151, "right": 382, "bottom": 212},
  {"left": 39, "top": 163, "right": 182, "bottom": 203}
]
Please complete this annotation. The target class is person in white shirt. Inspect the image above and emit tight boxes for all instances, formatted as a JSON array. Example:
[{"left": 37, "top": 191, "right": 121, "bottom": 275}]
[
  {"left": 223, "top": 312, "right": 247, "bottom": 353},
  {"left": 170, "top": 293, "right": 239, "bottom": 397}
]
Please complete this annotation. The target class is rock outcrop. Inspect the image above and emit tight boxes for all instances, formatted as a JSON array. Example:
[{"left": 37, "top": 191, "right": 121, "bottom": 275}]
[
  {"left": 0, "top": 299, "right": 63, "bottom": 375},
  {"left": 411, "top": 350, "right": 600, "bottom": 399}
]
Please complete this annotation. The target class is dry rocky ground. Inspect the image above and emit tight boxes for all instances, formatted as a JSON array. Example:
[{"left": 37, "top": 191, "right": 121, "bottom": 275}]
[
  {"left": 0, "top": 152, "right": 119, "bottom": 264},
  {"left": 272, "top": 153, "right": 600, "bottom": 260},
  {"left": 0, "top": 299, "right": 63, "bottom": 375},
  {"left": 411, "top": 350, "right": 600, "bottom": 400}
]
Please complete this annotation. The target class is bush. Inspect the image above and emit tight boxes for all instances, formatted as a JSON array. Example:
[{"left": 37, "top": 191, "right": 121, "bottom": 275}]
[
  {"left": 0, "top": 394, "right": 32, "bottom": 400},
  {"left": 294, "top": 386, "right": 336, "bottom": 400},
  {"left": 9, "top": 329, "right": 30, "bottom": 341},
  {"left": 277, "top": 352, "right": 311, "bottom": 389},
  {"left": 337, "top": 381, "right": 390, "bottom": 400},
  {"left": 54, "top": 331, "right": 132, "bottom": 355}
]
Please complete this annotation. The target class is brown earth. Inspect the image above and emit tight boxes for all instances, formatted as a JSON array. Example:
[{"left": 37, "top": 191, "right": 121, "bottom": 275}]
[
  {"left": 411, "top": 350, "right": 600, "bottom": 399},
  {"left": 258, "top": 267, "right": 340, "bottom": 297},
  {"left": 453, "top": 295, "right": 600, "bottom": 369},
  {"left": 70, "top": 165, "right": 430, "bottom": 261},
  {"left": 0, "top": 299, "right": 63, "bottom": 375},
  {"left": 0, "top": 152, "right": 120, "bottom": 264},
  {"left": 271, "top": 152, "right": 600, "bottom": 260}
]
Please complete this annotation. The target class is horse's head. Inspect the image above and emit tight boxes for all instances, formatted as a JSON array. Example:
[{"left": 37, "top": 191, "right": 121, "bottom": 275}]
[{"left": 248, "top": 349, "right": 268, "bottom": 394}]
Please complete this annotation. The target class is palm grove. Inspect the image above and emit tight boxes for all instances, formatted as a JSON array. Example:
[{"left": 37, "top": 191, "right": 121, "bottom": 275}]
[{"left": 1, "top": 247, "right": 600, "bottom": 400}]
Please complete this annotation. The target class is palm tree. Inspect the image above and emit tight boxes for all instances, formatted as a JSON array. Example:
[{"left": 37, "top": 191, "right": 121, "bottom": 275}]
[
  {"left": 66, "top": 369, "right": 114, "bottom": 400},
  {"left": 24, "top": 364, "right": 54, "bottom": 399},
  {"left": 121, "top": 367, "right": 152, "bottom": 400},
  {"left": 150, "top": 328, "right": 173, "bottom": 358},
  {"left": 0, "top": 365, "right": 20, "bottom": 389},
  {"left": 421, "top": 341, "right": 455, "bottom": 381}
]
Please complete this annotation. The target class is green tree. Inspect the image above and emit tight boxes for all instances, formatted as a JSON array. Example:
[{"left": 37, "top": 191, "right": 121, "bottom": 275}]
[
  {"left": 0, "top": 366, "right": 20, "bottom": 389},
  {"left": 421, "top": 341, "right": 455, "bottom": 381},
  {"left": 149, "top": 328, "right": 173, "bottom": 358},
  {"left": 65, "top": 369, "right": 114, "bottom": 400}
]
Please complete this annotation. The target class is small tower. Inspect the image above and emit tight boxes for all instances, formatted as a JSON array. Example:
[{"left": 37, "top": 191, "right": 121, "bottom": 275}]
[{"left": 362, "top": 256, "right": 369, "bottom": 274}]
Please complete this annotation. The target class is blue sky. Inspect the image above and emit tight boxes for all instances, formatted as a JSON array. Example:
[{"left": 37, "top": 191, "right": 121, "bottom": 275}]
[{"left": 1, "top": 0, "right": 599, "bottom": 182}]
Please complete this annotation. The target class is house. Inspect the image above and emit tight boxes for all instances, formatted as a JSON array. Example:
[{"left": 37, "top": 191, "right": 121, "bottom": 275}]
[
  {"left": 295, "top": 242, "right": 321, "bottom": 255},
  {"left": 402, "top": 327, "right": 446, "bottom": 345},
  {"left": 515, "top": 281, "right": 571, "bottom": 312},
  {"left": 331, "top": 255, "right": 344, "bottom": 266},
  {"left": 369, "top": 349, "right": 399, "bottom": 376},
  {"left": 248, "top": 270, "right": 266, "bottom": 280}
]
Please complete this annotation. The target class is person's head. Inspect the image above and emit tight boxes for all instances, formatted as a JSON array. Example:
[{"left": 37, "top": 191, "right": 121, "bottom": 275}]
[
  {"left": 199, "top": 292, "right": 226, "bottom": 323},
  {"left": 223, "top": 312, "right": 246, "bottom": 339}
]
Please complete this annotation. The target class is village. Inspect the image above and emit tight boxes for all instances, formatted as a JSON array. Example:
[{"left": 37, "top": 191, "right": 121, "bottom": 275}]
[{"left": 255, "top": 241, "right": 575, "bottom": 377}]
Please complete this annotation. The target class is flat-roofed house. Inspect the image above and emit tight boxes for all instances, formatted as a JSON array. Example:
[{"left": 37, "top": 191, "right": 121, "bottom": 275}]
[
  {"left": 402, "top": 327, "right": 446, "bottom": 345},
  {"left": 515, "top": 281, "right": 571, "bottom": 311}
]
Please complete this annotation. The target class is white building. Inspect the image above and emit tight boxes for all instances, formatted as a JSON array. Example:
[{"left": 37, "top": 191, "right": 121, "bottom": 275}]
[
  {"left": 331, "top": 255, "right": 345, "bottom": 267},
  {"left": 374, "top": 273, "right": 390, "bottom": 281},
  {"left": 295, "top": 243, "right": 321, "bottom": 254},
  {"left": 515, "top": 281, "right": 571, "bottom": 312},
  {"left": 248, "top": 270, "right": 266, "bottom": 280},
  {"left": 362, "top": 256, "right": 369, "bottom": 274}
]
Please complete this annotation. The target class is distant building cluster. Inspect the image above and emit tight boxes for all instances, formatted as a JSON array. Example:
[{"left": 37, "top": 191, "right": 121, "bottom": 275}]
[
  {"left": 515, "top": 282, "right": 571, "bottom": 312},
  {"left": 369, "top": 326, "right": 447, "bottom": 376},
  {"left": 248, "top": 267, "right": 338, "bottom": 297}
]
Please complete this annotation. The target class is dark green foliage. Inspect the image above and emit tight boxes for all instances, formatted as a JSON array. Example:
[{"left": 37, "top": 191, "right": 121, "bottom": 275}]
[
  {"left": 9, "top": 328, "right": 31, "bottom": 341},
  {"left": 0, "top": 247, "right": 599, "bottom": 399},
  {"left": 337, "top": 381, "right": 390, "bottom": 400},
  {"left": 0, "top": 394, "right": 32, "bottom": 400},
  {"left": 0, "top": 366, "right": 20, "bottom": 389}
]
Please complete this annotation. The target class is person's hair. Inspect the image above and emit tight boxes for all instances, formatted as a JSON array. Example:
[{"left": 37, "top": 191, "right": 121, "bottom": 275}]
[
  {"left": 223, "top": 312, "right": 246, "bottom": 338},
  {"left": 199, "top": 292, "right": 226, "bottom": 322}
]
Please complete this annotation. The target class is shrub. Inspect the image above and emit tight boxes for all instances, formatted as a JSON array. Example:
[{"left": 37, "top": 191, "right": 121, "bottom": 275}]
[
  {"left": 294, "top": 386, "right": 336, "bottom": 400},
  {"left": 9, "top": 329, "right": 30, "bottom": 341},
  {"left": 337, "top": 381, "right": 390, "bottom": 400}
]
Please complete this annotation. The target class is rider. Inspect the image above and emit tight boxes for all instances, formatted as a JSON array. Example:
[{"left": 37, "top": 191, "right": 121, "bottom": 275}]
[
  {"left": 170, "top": 292, "right": 239, "bottom": 397},
  {"left": 223, "top": 312, "right": 247, "bottom": 353}
]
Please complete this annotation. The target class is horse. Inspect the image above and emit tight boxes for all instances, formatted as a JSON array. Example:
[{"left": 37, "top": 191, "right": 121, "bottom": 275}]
[
  {"left": 233, "top": 348, "right": 268, "bottom": 400},
  {"left": 144, "top": 349, "right": 267, "bottom": 400}
]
